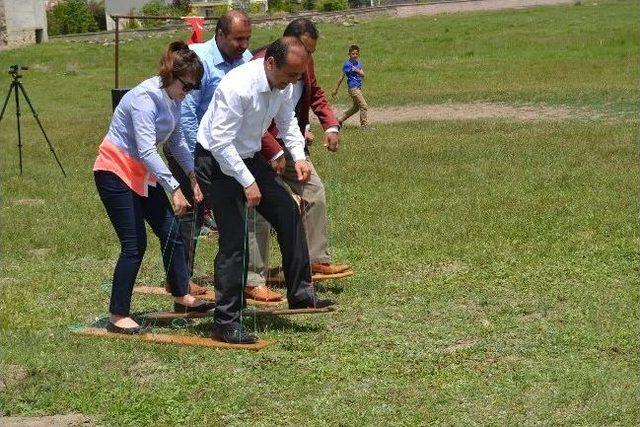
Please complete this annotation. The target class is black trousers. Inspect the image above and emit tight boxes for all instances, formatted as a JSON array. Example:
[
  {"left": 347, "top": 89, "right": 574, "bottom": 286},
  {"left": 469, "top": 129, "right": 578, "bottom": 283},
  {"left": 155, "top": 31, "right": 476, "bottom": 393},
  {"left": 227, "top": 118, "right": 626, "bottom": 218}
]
[
  {"left": 195, "top": 144, "right": 314, "bottom": 325},
  {"left": 163, "top": 145, "right": 204, "bottom": 278}
]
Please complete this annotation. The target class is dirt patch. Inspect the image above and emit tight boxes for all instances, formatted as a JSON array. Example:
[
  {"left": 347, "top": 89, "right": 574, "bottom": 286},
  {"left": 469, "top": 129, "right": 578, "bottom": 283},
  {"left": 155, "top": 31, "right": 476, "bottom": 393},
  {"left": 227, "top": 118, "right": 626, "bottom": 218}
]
[
  {"left": 128, "top": 356, "right": 169, "bottom": 387},
  {"left": 1, "top": 414, "right": 93, "bottom": 427},
  {"left": 332, "top": 102, "right": 615, "bottom": 126},
  {"left": 443, "top": 337, "right": 479, "bottom": 354},
  {"left": 12, "top": 199, "right": 45, "bottom": 206},
  {"left": 395, "top": 0, "right": 575, "bottom": 18},
  {"left": 0, "top": 364, "right": 29, "bottom": 392},
  {"left": 28, "top": 247, "right": 55, "bottom": 258}
]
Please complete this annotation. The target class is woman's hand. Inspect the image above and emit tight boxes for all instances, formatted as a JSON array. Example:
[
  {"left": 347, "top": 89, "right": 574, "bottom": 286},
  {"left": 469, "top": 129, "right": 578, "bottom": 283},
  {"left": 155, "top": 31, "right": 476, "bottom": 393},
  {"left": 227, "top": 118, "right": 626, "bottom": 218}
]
[{"left": 172, "top": 188, "right": 191, "bottom": 216}]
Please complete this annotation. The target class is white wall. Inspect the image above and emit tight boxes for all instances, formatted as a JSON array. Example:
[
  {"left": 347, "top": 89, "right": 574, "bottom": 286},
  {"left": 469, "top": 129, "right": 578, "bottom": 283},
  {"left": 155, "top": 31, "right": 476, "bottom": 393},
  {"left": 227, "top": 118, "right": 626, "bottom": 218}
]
[
  {"left": 105, "top": 0, "right": 171, "bottom": 30},
  {"left": 0, "top": 0, "right": 48, "bottom": 49}
]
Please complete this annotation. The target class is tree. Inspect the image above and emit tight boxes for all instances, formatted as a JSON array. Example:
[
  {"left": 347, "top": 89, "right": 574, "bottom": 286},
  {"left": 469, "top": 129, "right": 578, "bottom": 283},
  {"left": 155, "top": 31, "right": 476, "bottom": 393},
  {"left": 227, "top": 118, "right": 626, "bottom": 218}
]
[{"left": 47, "top": 0, "right": 99, "bottom": 36}]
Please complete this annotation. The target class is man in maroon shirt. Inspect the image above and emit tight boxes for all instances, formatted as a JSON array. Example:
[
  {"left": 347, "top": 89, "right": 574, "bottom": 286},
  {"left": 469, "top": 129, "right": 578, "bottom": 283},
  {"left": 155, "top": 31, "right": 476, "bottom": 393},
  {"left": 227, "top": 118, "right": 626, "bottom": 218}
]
[{"left": 245, "top": 19, "right": 350, "bottom": 302}]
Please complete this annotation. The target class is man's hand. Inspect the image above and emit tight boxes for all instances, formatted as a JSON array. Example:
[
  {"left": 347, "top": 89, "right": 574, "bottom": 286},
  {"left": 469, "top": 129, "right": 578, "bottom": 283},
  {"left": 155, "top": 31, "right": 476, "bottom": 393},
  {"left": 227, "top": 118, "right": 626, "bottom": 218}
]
[
  {"left": 189, "top": 172, "right": 203, "bottom": 203},
  {"left": 323, "top": 132, "right": 340, "bottom": 152},
  {"left": 305, "top": 129, "right": 315, "bottom": 145},
  {"left": 172, "top": 188, "right": 191, "bottom": 216},
  {"left": 270, "top": 154, "right": 286, "bottom": 175},
  {"left": 294, "top": 160, "right": 311, "bottom": 182},
  {"left": 244, "top": 182, "right": 261, "bottom": 207}
]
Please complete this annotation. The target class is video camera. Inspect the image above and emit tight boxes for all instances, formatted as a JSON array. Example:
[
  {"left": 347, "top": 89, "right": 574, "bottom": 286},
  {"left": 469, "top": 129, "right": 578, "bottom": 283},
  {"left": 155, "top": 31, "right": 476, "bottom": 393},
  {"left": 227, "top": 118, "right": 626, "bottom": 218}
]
[{"left": 8, "top": 65, "right": 28, "bottom": 79}]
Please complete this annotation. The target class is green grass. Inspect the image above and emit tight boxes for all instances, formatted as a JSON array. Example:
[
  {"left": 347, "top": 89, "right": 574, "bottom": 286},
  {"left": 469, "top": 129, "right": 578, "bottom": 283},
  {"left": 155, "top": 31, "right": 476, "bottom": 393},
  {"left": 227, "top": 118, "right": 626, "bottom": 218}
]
[{"left": 1, "top": 0, "right": 638, "bottom": 425}]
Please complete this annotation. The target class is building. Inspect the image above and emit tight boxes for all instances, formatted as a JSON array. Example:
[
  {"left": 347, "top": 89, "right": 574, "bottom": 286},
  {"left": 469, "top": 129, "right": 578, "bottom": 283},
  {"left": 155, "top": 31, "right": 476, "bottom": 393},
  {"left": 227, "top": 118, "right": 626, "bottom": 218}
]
[
  {"left": 104, "top": 0, "right": 169, "bottom": 30},
  {"left": 0, "top": 0, "right": 48, "bottom": 50}
]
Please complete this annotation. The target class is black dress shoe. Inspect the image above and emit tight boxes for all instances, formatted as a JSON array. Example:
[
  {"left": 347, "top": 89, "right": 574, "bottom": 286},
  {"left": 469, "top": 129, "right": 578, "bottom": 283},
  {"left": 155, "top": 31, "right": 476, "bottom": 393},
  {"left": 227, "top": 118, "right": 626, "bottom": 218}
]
[
  {"left": 174, "top": 301, "right": 216, "bottom": 313},
  {"left": 289, "top": 297, "right": 336, "bottom": 310},
  {"left": 106, "top": 322, "right": 144, "bottom": 335},
  {"left": 213, "top": 324, "right": 259, "bottom": 344}
]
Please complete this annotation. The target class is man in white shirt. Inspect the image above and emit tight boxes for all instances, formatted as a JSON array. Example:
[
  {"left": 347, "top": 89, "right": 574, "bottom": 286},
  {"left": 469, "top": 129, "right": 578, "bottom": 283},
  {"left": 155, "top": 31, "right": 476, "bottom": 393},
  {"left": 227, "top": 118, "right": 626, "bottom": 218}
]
[{"left": 195, "top": 37, "right": 335, "bottom": 344}]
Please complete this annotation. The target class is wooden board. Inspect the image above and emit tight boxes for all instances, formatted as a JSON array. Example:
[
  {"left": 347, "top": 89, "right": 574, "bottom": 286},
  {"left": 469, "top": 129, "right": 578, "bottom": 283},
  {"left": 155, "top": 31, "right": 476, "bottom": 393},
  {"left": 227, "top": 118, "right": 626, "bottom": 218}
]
[
  {"left": 72, "top": 327, "right": 269, "bottom": 350},
  {"left": 141, "top": 305, "right": 336, "bottom": 321},
  {"left": 195, "top": 270, "right": 354, "bottom": 286},
  {"left": 266, "top": 270, "right": 354, "bottom": 286},
  {"left": 133, "top": 286, "right": 285, "bottom": 307}
]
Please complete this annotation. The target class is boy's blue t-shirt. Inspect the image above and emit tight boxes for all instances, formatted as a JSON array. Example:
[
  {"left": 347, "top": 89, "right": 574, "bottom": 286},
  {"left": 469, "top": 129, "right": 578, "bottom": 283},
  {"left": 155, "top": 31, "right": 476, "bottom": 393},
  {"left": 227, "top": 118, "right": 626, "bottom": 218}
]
[{"left": 342, "top": 59, "right": 363, "bottom": 89}]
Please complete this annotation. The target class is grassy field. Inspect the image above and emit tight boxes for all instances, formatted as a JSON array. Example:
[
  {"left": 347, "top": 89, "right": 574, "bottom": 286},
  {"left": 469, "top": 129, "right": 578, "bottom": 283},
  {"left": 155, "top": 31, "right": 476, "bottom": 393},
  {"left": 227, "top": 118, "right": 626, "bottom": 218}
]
[{"left": 1, "top": 0, "right": 638, "bottom": 425}]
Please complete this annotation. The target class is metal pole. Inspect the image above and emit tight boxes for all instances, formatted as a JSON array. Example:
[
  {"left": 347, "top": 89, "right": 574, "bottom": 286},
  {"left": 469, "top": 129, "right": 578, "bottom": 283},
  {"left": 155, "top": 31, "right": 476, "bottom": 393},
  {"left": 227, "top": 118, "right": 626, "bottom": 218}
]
[
  {"left": 114, "top": 16, "right": 120, "bottom": 88},
  {"left": 14, "top": 81, "right": 23, "bottom": 175}
]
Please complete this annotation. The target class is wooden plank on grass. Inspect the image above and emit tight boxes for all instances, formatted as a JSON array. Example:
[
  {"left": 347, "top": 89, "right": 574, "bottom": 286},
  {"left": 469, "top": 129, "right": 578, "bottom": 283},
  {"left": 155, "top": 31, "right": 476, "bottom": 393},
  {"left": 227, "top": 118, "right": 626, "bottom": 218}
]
[
  {"left": 141, "top": 305, "right": 336, "bottom": 321},
  {"left": 133, "top": 286, "right": 285, "bottom": 307},
  {"left": 266, "top": 270, "right": 354, "bottom": 286},
  {"left": 72, "top": 327, "right": 270, "bottom": 350}
]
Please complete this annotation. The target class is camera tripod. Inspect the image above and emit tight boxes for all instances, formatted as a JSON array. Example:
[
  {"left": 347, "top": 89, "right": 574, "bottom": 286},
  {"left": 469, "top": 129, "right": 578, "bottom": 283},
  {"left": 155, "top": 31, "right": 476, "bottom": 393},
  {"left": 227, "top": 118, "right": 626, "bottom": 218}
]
[{"left": 0, "top": 65, "right": 66, "bottom": 176}]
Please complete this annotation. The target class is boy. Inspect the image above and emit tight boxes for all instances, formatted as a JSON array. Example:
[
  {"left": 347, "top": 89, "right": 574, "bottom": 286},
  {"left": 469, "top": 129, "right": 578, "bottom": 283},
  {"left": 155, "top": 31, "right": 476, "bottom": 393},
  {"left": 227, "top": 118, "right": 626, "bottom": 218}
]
[{"left": 332, "top": 44, "right": 368, "bottom": 128}]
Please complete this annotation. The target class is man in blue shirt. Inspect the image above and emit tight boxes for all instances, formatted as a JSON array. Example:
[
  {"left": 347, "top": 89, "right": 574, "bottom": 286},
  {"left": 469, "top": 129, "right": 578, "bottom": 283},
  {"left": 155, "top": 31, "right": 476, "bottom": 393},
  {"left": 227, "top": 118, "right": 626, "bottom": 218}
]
[
  {"left": 164, "top": 10, "right": 253, "bottom": 294},
  {"left": 332, "top": 44, "right": 369, "bottom": 128}
]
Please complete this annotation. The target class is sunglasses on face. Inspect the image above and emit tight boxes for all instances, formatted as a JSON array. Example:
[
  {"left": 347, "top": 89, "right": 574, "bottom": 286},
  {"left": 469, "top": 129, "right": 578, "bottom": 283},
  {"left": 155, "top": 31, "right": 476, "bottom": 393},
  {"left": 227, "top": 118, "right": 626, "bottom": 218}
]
[{"left": 175, "top": 75, "right": 200, "bottom": 92}]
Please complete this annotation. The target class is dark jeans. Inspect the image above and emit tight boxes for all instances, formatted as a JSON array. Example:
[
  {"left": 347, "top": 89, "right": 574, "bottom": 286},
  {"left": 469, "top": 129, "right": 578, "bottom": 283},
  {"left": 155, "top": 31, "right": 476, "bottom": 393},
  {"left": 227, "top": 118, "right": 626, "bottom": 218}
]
[
  {"left": 163, "top": 145, "right": 204, "bottom": 277},
  {"left": 94, "top": 171, "right": 189, "bottom": 315},
  {"left": 195, "top": 145, "right": 314, "bottom": 326}
]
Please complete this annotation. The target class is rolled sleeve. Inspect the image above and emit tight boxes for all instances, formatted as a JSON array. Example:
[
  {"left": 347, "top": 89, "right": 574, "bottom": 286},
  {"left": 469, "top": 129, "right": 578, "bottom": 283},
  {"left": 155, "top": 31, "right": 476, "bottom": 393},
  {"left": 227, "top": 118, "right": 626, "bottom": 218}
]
[{"left": 274, "top": 98, "right": 306, "bottom": 162}]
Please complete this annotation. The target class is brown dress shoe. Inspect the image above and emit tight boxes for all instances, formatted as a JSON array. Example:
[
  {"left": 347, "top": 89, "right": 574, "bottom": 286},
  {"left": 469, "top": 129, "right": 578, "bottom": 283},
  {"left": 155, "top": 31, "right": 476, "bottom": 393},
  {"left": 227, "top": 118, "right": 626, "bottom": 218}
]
[
  {"left": 311, "top": 263, "right": 351, "bottom": 275},
  {"left": 165, "top": 280, "right": 208, "bottom": 296},
  {"left": 188, "top": 281, "right": 209, "bottom": 296},
  {"left": 244, "top": 284, "right": 284, "bottom": 302}
]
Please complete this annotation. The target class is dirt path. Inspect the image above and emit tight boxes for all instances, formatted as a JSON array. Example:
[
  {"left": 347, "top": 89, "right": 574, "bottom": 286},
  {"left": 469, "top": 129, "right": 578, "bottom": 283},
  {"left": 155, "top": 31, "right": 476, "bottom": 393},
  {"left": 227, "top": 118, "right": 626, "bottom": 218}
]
[
  {"left": 394, "top": 0, "right": 576, "bottom": 18},
  {"left": 1, "top": 414, "right": 93, "bottom": 427},
  {"left": 328, "top": 102, "right": 623, "bottom": 125}
]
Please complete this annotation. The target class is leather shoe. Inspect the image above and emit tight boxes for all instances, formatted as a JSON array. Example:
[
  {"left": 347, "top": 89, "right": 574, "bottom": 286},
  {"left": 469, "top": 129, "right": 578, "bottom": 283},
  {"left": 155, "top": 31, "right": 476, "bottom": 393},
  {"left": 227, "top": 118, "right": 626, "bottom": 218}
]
[
  {"left": 289, "top": 296, "right": 336, "bottom": 310},
  {"left": 164, "top": 280, "right": 208, "bottom": 296},
  {"left": 244, "top": 284, "right": 284, "bottom": 302},
  {"left": 213, "top": 324, "right": 258, "bottom": 344},
  {"left": 174, "top": 301, "right": 216, "bottom": 313},
  {"left": 311, "top": 263, "right": 351, "bottom": 275},
  {"left": 188, "top": 281, "right": 209, "bottom": 295},
  {"left": 106, "top": 322, "right": 144, "bottom": 335}
]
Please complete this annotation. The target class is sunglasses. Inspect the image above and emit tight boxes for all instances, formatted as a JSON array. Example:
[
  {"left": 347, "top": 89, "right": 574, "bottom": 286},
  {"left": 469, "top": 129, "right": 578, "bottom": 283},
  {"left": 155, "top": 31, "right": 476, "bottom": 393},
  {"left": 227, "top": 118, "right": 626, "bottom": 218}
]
[{"left": 175, "top": 75, "right": 200, "bottom": 92}]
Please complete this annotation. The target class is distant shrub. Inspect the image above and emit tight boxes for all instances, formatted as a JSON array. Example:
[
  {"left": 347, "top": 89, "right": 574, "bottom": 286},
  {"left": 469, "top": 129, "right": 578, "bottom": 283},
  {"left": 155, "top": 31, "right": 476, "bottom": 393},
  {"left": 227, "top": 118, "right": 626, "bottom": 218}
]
[
  {"left": 268, "top": 0, "right": 303, "bottom": 13},
  {"left": 302, "top": 0, "right": 316, "bottom": 10},
  {"left": 47, "top": 0, "right": 98, "bottom": 36},
  {"left": 248, "top": 2, "right": 264, "bottom": 14},
  {"left": 317, "top": 0, "right": 348, "bottom": 11},
  {"left": 123, "top": 8, "right": 141, "bottom": 29},
  {"left": 88, "top": 0, "right": 107, "bottom": 31},
  {"left": 140, "top": 0, "right": 190, "bottom": 28},
  {"left": 348, "top": 0, "right": 370, "bottom": 7},
  {"left": 210, "top": 4, "right": 230, "bottom": 17}
]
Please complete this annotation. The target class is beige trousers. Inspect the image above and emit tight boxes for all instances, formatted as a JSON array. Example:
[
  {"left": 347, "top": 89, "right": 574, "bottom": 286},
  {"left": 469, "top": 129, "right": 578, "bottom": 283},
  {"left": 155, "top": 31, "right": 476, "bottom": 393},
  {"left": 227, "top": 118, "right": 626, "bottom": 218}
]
[
  {"left": 247, "top": 155, "right": 331, "bottom": 285},
  {"left": 340, "top": 87, "right": 368, "bottom": 127}
]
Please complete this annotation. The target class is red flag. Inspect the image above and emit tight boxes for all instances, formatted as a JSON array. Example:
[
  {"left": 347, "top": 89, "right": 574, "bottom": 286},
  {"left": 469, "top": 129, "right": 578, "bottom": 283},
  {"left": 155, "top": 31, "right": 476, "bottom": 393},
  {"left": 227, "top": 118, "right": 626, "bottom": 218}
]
[{"left": 183, "top": 17, "right": 205, "bottom": 44}]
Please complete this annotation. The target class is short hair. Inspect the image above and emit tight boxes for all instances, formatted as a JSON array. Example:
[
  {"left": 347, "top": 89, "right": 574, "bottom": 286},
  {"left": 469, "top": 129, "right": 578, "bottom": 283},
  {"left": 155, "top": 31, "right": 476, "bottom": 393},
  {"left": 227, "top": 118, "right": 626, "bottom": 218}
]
[
  {"left": 215, "top": 10, "right": 250, "bottom": 36},
  {"left": 349, "top": 44, "right": 360, "bottom": 53},
  {"left": 265, "top": 37, "right": 306, "bottom": 68},
  {"left": 283, "top": 18, "right": 319, "bottom": 40}
]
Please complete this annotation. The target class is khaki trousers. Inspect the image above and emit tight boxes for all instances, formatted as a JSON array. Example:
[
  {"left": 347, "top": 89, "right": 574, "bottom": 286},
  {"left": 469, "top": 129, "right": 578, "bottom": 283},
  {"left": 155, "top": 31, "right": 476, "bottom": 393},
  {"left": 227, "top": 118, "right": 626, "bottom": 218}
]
[
  {"left": 247, "top": 154, "right": 331, "bottom": 284},
  {"left": 340, "top": 87, "right": 368, "bottom": 127}
]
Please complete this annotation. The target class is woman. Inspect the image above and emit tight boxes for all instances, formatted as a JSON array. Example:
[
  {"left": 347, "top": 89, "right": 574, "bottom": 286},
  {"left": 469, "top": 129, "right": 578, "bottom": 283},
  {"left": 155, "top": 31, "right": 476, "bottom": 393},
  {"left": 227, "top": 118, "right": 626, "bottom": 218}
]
[{"left": 93, "top": 41, "right": 214, "bottom": 334}]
